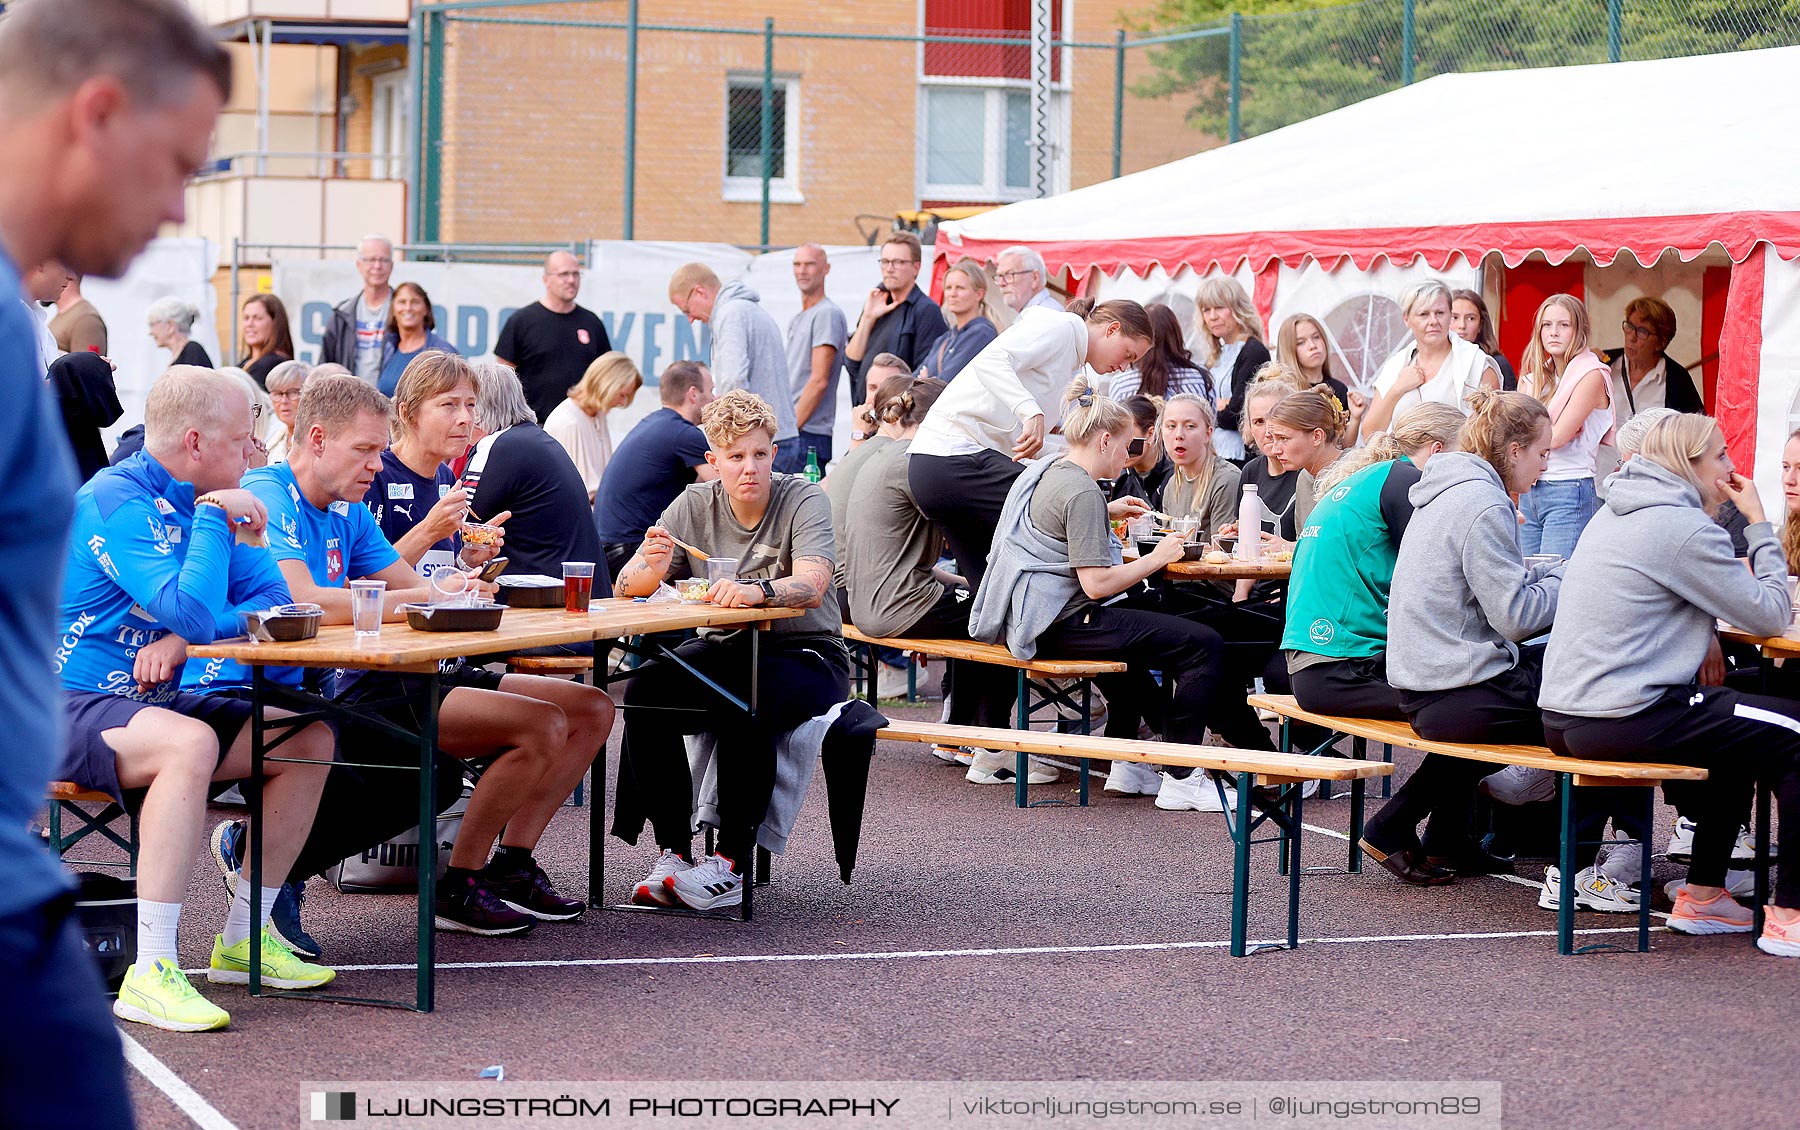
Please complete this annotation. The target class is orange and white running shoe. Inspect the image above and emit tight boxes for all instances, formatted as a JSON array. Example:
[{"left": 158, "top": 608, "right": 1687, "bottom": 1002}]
[{"left": 1667, "top": 887, "right": 1754, "bottom": 935}]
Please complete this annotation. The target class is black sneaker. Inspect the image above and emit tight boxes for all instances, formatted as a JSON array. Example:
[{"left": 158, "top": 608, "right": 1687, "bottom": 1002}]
[
  {"left": 483, "top": 858, "right": 585, "bottom": 922},
  {"left": 433, "top": 872, "right": 536, "bottom": 936},
  {"left": 209, "top": 819, "right": 323, "bottom": 959}
]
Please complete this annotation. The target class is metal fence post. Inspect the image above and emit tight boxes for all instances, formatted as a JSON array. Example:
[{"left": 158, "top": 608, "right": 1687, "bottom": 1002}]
[
  {"left": 1112, "top": 28, "right": 1126, "bottom": 180},
  {"left": 422, "top": 8, "right": 445, "bottom": 243},
  {"left": 624, "top": 0, "right": 638, "bottom": 239},
  {"left": 229, "top": 238, "right": 241, "bottom": 361},
  {"left": 1608, "top": 0, "right": 1624, "bottom": 62},
  {"left": 1402, "top": 0, "right": 1416, "bottom": 85},
  {"left": 1228, "top": 12, "right": 1242, "bottom": 143},
  {"left": 760, "top": 18, "right": 774, "bottom": 249}
]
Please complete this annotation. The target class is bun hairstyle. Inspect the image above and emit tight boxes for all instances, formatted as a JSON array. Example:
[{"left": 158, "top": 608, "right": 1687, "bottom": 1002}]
[
  {"left": 1060, "top": 374, "right": 1134, "bottom": 447},
  {"left": 1315, "top": 401, "right": 1462, "bottom": 494},
  {"left": 1267, "top": 386, "right": 1349, "bottom": 445},
  {"left": 860, "top": 372, "right": 914, "bottom": 430},
  {"left": 1459, "top": 390, "right": 1550, "bottom": 484},
  {"left": 1064, "top": 296, "right": 1095, "bottom": 318},
  {"left": 1246, "top": 360, "right": 1305, "bottom": 398},
  {"left": 878, "top": 376, "right": 948, "bottom": 430}
]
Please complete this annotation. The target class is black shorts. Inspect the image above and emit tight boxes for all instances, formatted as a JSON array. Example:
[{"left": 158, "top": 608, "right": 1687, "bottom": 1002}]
[
  {"left": 334, "top": 662, "right": 505, "bottom": 737},
  {"left": 58, "top": 690, "right": 252, "bottom": 805}
]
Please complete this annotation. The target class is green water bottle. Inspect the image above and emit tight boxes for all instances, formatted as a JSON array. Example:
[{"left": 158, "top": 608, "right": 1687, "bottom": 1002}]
[{"left": 803, "top": 447, "right": 822, "bottom": 484}]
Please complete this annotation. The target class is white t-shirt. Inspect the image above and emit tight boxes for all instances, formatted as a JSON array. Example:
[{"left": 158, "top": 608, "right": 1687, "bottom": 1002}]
[
  {"left": 1532, "top": 351, "right": 1612, "bottom": 482},
  {"left": 542, "top": 398, "right": 613, "bottom": 502},
  {"left": 911, "top": 308, "right": 1085, "bottom": 460},
  {"left": 1371, "top": 333, "right": 1496, "bottom": 419},
  {"left": 355, "top": 294, "right": 390, "bottom": 383}
]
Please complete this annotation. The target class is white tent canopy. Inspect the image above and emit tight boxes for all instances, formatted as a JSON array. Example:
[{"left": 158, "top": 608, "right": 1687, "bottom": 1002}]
[{"left": 939, "top": 46, "right": 1800, "bottom": 278}]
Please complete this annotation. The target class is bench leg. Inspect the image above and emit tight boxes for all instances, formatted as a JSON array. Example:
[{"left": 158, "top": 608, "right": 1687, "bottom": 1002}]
[
  {"left": 1638, "top": 786, "right": 1655, "bottom": 953},
  {"left": 587, "top": 743, "right": 609, "bottom": 908},
  {"left": 1381, "top": 743, "right": 1393, "bottom": 799},
  {"left": 1348, "top": 774, "right": 1365, "bottom": 875},
  {"left": 1287, "top": 782, "right": 1305, "bottom": 949},
  {"left": 1755, "top": 778, "right": 1773, "bottom": 941},
  {"left": 1230, "top": 771, "right": 1254, "bottom": 958},
  {"left": 1078, "top": 680, "right": 1091, "bottom": 807},
  {"left": 1557, "top": 773, "right": 1576, "bottom": 956},
  {"left": 1014, "top": 670, "right": 1029, "bottom": 810}
]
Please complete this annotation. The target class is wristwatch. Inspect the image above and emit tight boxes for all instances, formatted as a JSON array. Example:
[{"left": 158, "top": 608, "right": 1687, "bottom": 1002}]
[{"left": 757, "top": 579, "right": 777, "bottom": 603}]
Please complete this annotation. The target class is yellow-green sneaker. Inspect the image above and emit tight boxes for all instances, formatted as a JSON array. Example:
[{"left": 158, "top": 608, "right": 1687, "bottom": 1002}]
[
  {"left": 207, "top": 928, "right": 337, "bottom": 990},
  {"left": 113, "top": 958, "right": 231, "bottom": 1032}
]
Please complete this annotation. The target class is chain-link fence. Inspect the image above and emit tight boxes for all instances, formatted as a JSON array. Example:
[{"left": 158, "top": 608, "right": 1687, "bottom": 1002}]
[{"left": 413, "top": 0, "right": 1800, "bottom": 248}]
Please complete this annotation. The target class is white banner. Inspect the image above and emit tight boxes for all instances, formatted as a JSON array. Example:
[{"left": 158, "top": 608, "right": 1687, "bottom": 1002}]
[{"left": 274, "top": 242, "right": 890, "bottom": 451}]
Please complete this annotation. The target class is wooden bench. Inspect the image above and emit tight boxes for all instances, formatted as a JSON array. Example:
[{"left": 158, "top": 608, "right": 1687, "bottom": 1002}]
[
  {"left": 1249, "top": 693, "right": 1708, "bottom": 954},
  {"left": 842, "top": 626, "right": 1127, "bottom": 807},
  {"left": 878, "top": 719, "right": 1391, "bottom": 956},
  {"left": 46, "top": 781, "right": 137, "bottom": 874}
]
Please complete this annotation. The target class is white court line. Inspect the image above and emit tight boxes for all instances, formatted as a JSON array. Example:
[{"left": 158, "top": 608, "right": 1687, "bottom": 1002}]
[
  {"left": 120, "top": 1029, "right": 240, "bottom": 1130},
  {"left": 217, "top": 924, "right": 1668, "bottom": 976}
]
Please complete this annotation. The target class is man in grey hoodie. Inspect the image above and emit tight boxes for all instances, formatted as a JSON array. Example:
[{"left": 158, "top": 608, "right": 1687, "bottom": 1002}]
[{"left": 669, "top": 263, "right": 803, "bottom": 472}]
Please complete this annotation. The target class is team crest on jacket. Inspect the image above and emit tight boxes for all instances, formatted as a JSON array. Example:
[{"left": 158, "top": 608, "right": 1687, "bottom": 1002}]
[{"left": 1309, "top": 619, "right": 1335, "bottom": 646}]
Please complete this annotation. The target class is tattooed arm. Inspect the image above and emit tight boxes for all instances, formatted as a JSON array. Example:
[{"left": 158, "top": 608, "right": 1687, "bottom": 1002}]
[{"left": 707, "top": 556, "right": 832, "bottom": 610}]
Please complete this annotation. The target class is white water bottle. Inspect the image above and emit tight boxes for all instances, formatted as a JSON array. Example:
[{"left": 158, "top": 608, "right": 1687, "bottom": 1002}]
[{"left": 1237, "top": 484, "right": 1263, "bottom": 561}]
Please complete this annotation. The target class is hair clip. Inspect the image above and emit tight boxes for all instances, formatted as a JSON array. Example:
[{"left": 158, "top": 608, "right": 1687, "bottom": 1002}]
[{"left": 1075, "top": 392, "right": 1095, "bottom": 407}]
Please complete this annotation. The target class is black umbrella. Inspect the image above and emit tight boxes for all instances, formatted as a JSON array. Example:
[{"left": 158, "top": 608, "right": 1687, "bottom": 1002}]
[{"left": 818, "top": 700, "right": 886, "bottom": 884}]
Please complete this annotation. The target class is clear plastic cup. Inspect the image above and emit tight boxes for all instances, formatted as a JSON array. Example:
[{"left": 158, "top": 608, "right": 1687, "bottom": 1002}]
[
  {"left": 429, "top": 563, "right": 473, "bottom": 606},
  {"left": 705, "top": 557, "right": 740, "bottom": 584},
  {"left": 561, "top": 561, "right": 595, "bottom": 614},
  {"left": 349, "top": 579, "right": 386, "bottom": 638}
]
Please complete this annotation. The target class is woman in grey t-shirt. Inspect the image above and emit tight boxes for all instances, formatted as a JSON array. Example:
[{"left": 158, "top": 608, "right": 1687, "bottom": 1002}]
[{"left": 613, "top": 390, "right": 851, "bottom": 913}]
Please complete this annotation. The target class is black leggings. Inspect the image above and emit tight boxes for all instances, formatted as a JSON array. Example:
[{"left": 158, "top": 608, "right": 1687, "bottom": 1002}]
[
  {"left": 1547, "top": 685, "right": 1800, "bottom": 904},
  {"left": 908, "top": 449, "right": 1023, "bottom": 595},
  {"left": 621, "top": 633, "right": 849, "bottom": 867},
  {"left": 898, "top": 588, "right": 1016, "bottom": 728},
  {"left": 1037, "top": 596, "right": 1271, "bottom": 751}
]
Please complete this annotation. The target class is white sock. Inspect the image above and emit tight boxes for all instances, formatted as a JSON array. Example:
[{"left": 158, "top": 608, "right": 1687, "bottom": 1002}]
[
  {"left": 137, "top": 899, "right": 181, "bottom": 967},
  {"left": 223, "top": 881, "right": 281, "bottom": 948}
]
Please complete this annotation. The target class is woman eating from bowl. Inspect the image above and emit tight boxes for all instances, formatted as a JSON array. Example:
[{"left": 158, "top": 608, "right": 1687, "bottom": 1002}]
[
  {"left": 969, "top": 376, "right": 1274, "bottom": 801},
  {"left": 1363, "top": 280, "right": 1500, "bottom": 436},
  {"left": 545, "top": 351, "right": 642, "bottom": 502},
  {"left": 1517, "top": 293, "right": 1611, "bottom": 558},
  {"left": 1540, "top": 412, "right": 1800, "bottom": 953},
  {"left": 1107, "top": 394, "right": 1173, "bottom": 508},
  {"left": 615, "top": 390, "right": 851, "bottom": 912}
]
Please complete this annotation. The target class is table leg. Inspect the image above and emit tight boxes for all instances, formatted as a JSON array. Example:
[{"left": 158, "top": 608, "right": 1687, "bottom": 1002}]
[
  {"left": 249, "top": 667, "right": 266, "bottom": 997},
  {"left": 1014, "top": 671, "right": 1028, "bottom": 810},
  {"left": 1638, "top": 786, "right": 1654, "bottom": 953},
  {"left": 1229, "top": 771, "right": 1253, "bottom": 958},
  {"left": 742, "top": 630, "right": 759, "bottom": 922},
  {"left": 1287, "top": 782, "right": 1304, "bottom": 949},
  {"left": 1557, "top": 773, "right": 1575, "bottom": 956},
  {"left": 415, "top": 669, "right": 440, "bottom": 1013}
]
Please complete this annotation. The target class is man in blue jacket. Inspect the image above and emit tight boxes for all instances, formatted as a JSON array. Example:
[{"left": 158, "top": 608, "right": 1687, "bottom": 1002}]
[{"left": 57, "top": 368, "right": 339, "bottom": 1031}]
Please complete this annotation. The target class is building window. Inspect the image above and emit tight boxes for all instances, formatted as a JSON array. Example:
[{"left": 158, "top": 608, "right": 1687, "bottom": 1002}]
[
  {"left": 921, "top": 84, "right": 1065, "bottom": 202},
  {"left": 723, "top": 75, "right": 802, "bottom": 204},
  {"left": 370, "top": 71, "right": 407, "bottom": 181}
]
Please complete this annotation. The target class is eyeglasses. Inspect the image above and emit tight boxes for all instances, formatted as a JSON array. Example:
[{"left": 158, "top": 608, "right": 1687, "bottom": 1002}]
[
  {"left": 993, "top": 270, "right": 1038, "bottom": 284},
  {"left": 877, "top": 259, "right": 917, "bottom": 270},
  {"left": 1620, "top": 321, "right": 1660, "bottom": 340},
  {"left": 270, "top": 388, "right": 302, "bottom": 401},
  {"left": 357, "top": 256, "right": 393, "bottom": 266}
]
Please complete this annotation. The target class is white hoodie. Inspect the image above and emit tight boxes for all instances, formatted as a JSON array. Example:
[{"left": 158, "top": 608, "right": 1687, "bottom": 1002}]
[{"left": 911, "top": 307, "right": 1085, "bottom": 460}]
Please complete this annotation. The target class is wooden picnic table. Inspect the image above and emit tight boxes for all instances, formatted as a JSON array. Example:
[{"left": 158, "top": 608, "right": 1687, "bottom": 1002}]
[
  {"left": 188, "top": 597, "right": 801, "bottom": 1012},
  {"left": 1718, "top": 620, "right": 1800, "bottom": 657},
  {"left": 1121, "top": 548, "right": 1294, "bottom": 582}
]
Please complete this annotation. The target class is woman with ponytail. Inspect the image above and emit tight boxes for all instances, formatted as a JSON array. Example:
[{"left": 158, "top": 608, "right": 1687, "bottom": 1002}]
[
  {"left": 968, "top": 377, "right": 1274, "bottom": 797},
  {"left": 1378, "top": 391, "right": 1560, "bottom": 884},
  {"left": 1109, "top": 394, "right": 1173, "bottom": 507},
  {"left": 910, "top": 297, "right": 1152, "bottom": 594}
]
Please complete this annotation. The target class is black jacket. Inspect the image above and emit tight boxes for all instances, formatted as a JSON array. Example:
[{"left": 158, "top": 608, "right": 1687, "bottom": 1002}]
[
  {"left": 317, "top": 292, "right": 395, "bottom": 374},
  {"left": 1214, "top": 337, "right": 1274, "bottom": 433},
  {"left": 846, "top": 286, "right": 948, "bottom": 395},
  {"left": 1601, "top": 349, "right": 1705, "bottom": 414}
]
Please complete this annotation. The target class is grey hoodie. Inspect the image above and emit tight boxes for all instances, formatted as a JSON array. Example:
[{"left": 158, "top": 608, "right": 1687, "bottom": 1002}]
[
  {"left": 1388, "top": 451, "right": 1562, "bottom": 692},
  {"left": 1540, "top": 457, "right": 1790, "bottom": 719},
  {"left": 969, "top": 456, "right": 1085, "bottom": 660},
  {"left": 710, "top": 280, "right": 800, "bottom": 443}
]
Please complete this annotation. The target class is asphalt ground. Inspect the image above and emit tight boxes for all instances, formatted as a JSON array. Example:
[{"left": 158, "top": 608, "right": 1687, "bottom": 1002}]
[{"left": 57, "top": 694, "right": 1795, "bottom": 1130}]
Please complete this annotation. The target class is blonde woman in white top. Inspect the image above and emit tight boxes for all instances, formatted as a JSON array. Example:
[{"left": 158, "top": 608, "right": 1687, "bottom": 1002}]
[
  {"left": 1363, "top": 279, "right": 1500, "bottom": 435},
  {"left": 1517, "top": 293, "right": 1611, "bottom": 557},
  {"left": 544, "top": 351, "right": 642, "bottom": 502},
  {"left": 910, "top": 298, "right": 1152, "bottom": 592}
]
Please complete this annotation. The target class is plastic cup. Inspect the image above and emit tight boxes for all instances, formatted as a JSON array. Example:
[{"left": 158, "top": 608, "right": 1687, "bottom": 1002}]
[
  {"left": 562, "top": 561, "right": 595, "bottom": 614},
  {"left": 705, "top": 557, "right": 740, "bottom": 584},
  {"left": 429, "top": 563, "right": 473, "bottom": 606},
  {"left": 349, "top": 579, "right": 386, "bottom": 638}
]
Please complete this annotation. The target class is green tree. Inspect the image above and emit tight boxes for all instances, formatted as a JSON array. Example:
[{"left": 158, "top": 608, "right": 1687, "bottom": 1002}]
[{"left": 1134, "top": 0, "right": 1800, "bottom": 140}]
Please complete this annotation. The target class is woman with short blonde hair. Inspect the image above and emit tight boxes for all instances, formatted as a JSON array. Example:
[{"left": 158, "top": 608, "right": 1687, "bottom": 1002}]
[
  {"left": 1363, "top": 279, "right": 1500, "bottom": 435},
  {"left": 544, "top": 350, "right": 641, "bottom": 501}
]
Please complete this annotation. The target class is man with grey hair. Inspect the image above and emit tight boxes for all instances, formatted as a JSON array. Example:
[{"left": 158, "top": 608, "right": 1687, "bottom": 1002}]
[
  {"left": 995, "top": 245, "right": 1061, "bottom": 314},
  {"left": 787, "top": 242, "right": 847, "bottom": 467},
  {"left": 497, "top": 249, "right": 612, "bottom": 424},
  {"left": 463, "top": 361, "right": 605, "bottom": 580},
  {"left": 58, "top": 366, "right": 339, "bottom": 1033},
  {"left": 318, "top": 233, "right": 397, "bottom": 380},
  {"left": 0, "top": 0, "right": 231, "bottom": 1113}
]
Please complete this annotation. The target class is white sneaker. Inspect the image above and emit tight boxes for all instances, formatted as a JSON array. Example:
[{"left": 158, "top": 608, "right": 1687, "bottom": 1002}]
[
  {"left": 1665, "top": 868, "right": 1758, "bottom": 902},
  {"left": 633, "top": 849, "right": 692, "bottom": 907},
  {"left": 1103, "top": 759, "right": 1162, "bottom": 797},
  {"left": 965, "top": 749, "right": 1059, "bottom": 785},
  {"left": 1667, "top": 815, "right": 1695, "bottom": 863},
  {"left": 1155, "top": 771, "right": 1235, "bottom": 812},
  {"left": 876, "top": 663, "right": 913, "bottom": 699},
  {"left": 1734, "top": 825, "right": 1759, "bottom": 865},
  {"left": 1598, "top": 838, "right": 1644, "bottom": 885},
  {"left": 1480, "top": 765, "right": 1557, "bottom": 806},
  {"left": 666, "top": 853, "right": 743, "bottom": 911},
  {"left": 930, "top": 744, "right": 966, "bottom": 765},
  {"left": 1538, "top": 865, "right": 1640, "bottom": 913}
]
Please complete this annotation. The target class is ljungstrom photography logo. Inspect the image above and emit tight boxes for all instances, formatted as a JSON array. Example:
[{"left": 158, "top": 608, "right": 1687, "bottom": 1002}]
[{"left": 311, "top": 1092, "right": 356, "bottom": 1121}]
